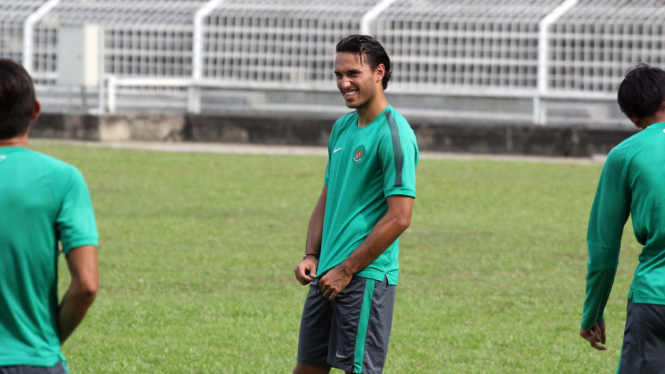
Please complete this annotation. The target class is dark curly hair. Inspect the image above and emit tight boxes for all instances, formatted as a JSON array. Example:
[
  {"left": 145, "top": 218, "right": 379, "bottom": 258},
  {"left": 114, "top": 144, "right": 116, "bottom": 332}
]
[
  {"left": 336, "top": 35, "right": 392, "bottom": 90},
  {"left": 618, "top": 63, "right": 665, "bottom": 119}
]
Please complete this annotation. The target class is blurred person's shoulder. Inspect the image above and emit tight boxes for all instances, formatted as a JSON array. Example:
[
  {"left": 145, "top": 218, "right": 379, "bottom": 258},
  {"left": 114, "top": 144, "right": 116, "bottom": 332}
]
[
  {"left": 22, "top": 148, "right": 87, "bottom": 190},
  {"left": 605, "top": 125, "right": 665, "bottom": 171}
]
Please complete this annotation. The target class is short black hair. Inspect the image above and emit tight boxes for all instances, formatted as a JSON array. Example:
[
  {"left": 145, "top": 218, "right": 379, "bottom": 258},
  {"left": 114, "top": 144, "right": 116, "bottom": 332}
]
[
  {"left": 336, "top": 35, "right": 392, "bottom": 90},
  {"left": 617, "top": 63, "right": 665, "bottom": 119},
  {"left": 0, "top": 59, "right": 35, "bottom": 140}
]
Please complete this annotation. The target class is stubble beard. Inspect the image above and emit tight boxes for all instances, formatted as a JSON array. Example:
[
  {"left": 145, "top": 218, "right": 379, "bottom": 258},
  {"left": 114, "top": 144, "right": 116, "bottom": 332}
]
[{"left": 345, "top": 85, "right": 376, "bottom": 110}]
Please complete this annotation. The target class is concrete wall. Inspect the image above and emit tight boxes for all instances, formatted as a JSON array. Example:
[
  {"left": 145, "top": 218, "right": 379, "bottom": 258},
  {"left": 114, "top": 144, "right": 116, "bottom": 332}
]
[{"left": 31, "top": 113, "right": 638, "bottom": 157}]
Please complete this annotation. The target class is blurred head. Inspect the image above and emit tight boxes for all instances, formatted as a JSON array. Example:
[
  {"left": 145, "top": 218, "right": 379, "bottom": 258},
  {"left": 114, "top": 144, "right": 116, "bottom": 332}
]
[
  {"left": 0, "top": 59, "right": 39, "bottom": 140},
  {"left": 335, "top": 35, "right": 391, "bottom": 109},
  {"left": 618, "top": 63, "right": 665, "bottom": 128}
]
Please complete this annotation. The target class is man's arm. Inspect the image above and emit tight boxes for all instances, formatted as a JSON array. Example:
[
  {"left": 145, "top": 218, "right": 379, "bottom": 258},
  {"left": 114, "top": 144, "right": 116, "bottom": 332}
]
[
  {"left": 58, "top": 245, "right": 98, "bottom": 344},
  {"left": 580, "top": 146, "right": 630, "bottom": 350},
  {"left": 319, "top": 195, "right": 413, "bottom": 299},
  {"left": 294, "top": 185, "right": 327, "bottom": 285}
]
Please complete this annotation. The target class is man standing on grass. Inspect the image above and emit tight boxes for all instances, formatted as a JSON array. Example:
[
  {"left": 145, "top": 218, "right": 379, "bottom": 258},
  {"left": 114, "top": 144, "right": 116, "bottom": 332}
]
[
  {"left": 580, "top": 63, "right": 665, "bottom": 373},
  {"left": 0, "top": 59, "right": 98, "bottom": 374},
  {"left": 292, "top": 35, "right": 418, "bottom": 374}
]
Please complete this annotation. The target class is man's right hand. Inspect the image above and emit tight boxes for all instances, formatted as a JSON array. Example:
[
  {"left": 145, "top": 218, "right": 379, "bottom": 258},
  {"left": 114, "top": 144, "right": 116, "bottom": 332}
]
[
  {"left": 580, "top": 320, "right": 607, "bottom": 351},
  {"left": 294, "top": 256, "right": 318, "bottom": 285}
]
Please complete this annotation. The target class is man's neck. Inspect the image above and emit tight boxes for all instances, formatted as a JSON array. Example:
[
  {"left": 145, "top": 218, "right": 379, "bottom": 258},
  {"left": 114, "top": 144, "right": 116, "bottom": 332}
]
[
  {"left": 0, "top": 134, "right": 28, "bottom": 148},
  {"left": 635, "top": 108, "right": 665, "bottom": 129},
  {"left": 356, "top": 93, "right": 389, "bottom": 128}
]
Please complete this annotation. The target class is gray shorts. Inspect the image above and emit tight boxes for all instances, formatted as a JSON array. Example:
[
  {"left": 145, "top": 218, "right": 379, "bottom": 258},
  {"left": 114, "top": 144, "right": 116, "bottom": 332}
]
[
  {"left": 0, "top": 361, "right": 66, "bottom": 374},
  {"left": 297, "top": 275, "right": 396, "bottom": 374},
  {"left": 618, "top": 300, "right": 665, "bottom": 374}
]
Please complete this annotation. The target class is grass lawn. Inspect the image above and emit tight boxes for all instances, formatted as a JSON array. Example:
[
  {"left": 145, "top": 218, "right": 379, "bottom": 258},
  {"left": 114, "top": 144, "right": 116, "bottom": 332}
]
[{"left": 30, "top": 143, "right": 638, "bottom": 373}]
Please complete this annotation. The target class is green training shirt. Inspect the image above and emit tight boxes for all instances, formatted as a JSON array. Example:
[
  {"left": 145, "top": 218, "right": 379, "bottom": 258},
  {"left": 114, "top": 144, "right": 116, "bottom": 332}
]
[
  {"left": 318, "top": 105, "right": 418, "bottom": 285},
  {"left": 582, "top": 122, "right": 665, "bottom": 329},
  {"left": 0, "top": 146, "right": 98, "bottom": 367}
]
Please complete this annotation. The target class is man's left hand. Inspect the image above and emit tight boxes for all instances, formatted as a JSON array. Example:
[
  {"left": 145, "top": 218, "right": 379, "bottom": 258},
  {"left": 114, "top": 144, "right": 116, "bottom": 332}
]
[{"left": 319, "top": 265, "right": 353, "bottom": 300}]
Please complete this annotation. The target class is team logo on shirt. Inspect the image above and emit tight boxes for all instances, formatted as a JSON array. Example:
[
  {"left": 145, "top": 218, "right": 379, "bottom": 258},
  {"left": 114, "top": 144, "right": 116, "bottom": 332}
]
[
  {"left": 0, "top": 155, "right": 5, "bottom": 163},
  {"left": 353, "top": 145, "right": 366, "bottom": 163}
]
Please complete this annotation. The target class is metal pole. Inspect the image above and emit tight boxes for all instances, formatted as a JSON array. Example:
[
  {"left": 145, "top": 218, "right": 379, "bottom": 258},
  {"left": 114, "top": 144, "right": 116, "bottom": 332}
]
[
  {"left": 190, "top": 0, "right": 227, "bottom": 114},
  {"left": 360, "top": 0, "right": 397, "bottom": 36},
  {"left": 536, "top": 0, "right": 578, "bottom": 125},
  {"left": 23, "top": 0, "right": 60, "bottom": 76},
  {"left": 107, "top": 76, "right": 116, "bottom": 114},
  {"left": 98, "top": 27, "right": 105, "bottom": 114},
  {"left": 532, "top": 97, "right": 543, "bottom": 125}
]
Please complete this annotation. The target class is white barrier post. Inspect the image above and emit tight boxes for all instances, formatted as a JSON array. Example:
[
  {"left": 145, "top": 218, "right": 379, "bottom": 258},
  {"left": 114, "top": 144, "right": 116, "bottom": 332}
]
[
  {"left": 536, "top": 0, "right": 579, "bottom": 125},
  {"left": 107, "top": 75, "right": 116, "bottom": 114},
  {"left": 190, "top": 0, "right": 227, "bottom": 114},
  {"left": 23, "top": 0, "right": 60, "bottom": 76},
  {"left": 360, "top": 0, "right": 397, "bottom": 36}
]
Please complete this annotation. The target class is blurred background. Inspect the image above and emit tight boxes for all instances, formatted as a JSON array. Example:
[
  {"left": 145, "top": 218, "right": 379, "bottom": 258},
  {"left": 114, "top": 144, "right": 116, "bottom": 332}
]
[{"left": 2, "top": 0, "right": 660, "bottom": 131}]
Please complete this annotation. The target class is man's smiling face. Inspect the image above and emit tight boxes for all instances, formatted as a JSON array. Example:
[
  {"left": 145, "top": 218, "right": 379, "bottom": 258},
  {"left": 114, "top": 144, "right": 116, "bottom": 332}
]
[{"left": 334, "top": 52, "right": 381, "bottom": 109}]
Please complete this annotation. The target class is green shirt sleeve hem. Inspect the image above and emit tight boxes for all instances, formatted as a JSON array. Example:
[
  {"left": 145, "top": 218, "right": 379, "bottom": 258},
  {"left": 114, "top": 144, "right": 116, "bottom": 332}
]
[
  {"left": 581, "top": 266, "right": 617, "bottom": 330},
  {"left": 63, "top": 238, "right": 99, "bottom": 254},
  {"left": 385, "top": 188, "right": 416, "bottom": 199}
]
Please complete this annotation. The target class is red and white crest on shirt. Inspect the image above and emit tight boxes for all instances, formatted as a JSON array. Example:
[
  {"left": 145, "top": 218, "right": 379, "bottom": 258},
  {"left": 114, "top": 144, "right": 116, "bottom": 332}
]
[{"left": 353, "top": 145, "right": 366, "bottom": 163}]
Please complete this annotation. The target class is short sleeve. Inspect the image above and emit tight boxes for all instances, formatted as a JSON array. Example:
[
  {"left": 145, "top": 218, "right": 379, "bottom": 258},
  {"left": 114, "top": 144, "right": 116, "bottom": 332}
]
[
  {"left": 56, "top": 168, "right": 98, "bottom": 253},
  {"left": 379, "top": 111, "right": 418, "bottom": 198}
]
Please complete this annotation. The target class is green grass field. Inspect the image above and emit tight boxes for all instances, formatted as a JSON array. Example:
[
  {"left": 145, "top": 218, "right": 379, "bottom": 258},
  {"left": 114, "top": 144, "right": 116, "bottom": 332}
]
[{"left": 32, "top": 143, "right": 639, "bottom": 373}]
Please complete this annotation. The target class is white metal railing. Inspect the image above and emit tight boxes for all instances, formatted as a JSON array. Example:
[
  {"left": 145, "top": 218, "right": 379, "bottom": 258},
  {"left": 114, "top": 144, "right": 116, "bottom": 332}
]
[
  {"left": 535, "top": 0, "right": 579, "bottom": 124},
  {"left": 7, "top": 0, "right": 660, "bottom": 126},
  {"left": 22, "top": 0, "right": 59, "bottom": 76}
]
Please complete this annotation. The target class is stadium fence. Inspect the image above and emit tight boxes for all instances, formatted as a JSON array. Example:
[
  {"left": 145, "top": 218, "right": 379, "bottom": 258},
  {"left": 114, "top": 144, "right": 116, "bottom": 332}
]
[{"left": 3, "top": 0, "right": 662, "bottom": 126}]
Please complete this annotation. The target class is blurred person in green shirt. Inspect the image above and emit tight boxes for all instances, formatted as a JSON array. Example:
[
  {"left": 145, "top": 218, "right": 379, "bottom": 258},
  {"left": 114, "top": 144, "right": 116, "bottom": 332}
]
[
  {"left": 0, "top": 59, "right": 98, "bottom": 374},
  {"left": 581, "top": 63, "right": 665, "bottom": 373}
]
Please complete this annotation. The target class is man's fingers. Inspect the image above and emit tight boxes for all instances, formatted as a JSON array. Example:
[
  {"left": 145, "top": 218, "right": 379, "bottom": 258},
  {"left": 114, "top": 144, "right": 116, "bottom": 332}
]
[
  {"left": 590, "top": 340, "right": 607, "bottom": 351},
  {"left": 294, "top": 266, "right": 312, "bottom": 285},
  {"left": 295, "top": 273, "right": 307, "bottom": 285},
  {"left": 320, "top": 280, "right": 340, "bottom": 299},
  {"left": 582, "top": 330, "right": 596, "bottom": 343},
  {"left": 592, "top": 325, "right": 605, "bottom": 344},
  {"left": 325, "top": 288, "right": 339, "bottom": 300},
  {"left": 585, "top": 331, "right": 607, "bottom": 350},
  {"left": 593, "top": 325, "right": 602, "bottom": 337},
  {"left": 599, "top": 323, "right": 607, "bottom": 344}
]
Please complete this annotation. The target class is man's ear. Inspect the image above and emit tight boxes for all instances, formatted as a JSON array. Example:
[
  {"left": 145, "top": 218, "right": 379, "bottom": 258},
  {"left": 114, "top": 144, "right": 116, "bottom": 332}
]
[
  {"left": 31, "top": 99, "right": 41, "bottom": 121},
  {"left": 375, "top": 63, "right": 385, "bottom": 84}
]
